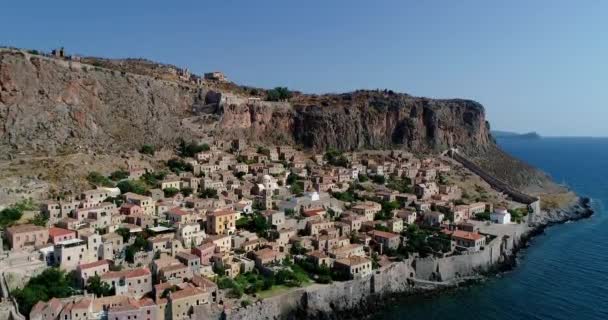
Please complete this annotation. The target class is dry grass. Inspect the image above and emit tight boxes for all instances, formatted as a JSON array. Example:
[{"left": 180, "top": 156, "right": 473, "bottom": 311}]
[{"left": 540, "top": 191, "right": 577, "bottom": 210}]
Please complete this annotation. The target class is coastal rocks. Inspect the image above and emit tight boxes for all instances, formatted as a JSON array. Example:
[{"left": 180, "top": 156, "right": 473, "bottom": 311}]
[{"left": 531, "top": 197, "right": 594, "bottom": 227}]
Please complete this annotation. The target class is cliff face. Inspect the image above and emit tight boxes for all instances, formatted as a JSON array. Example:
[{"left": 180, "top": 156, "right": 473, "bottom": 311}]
[
  {"left": 0, "top": 50, "right": 197, "bottom": 155},
  {"left": 291, "top": 97, "right": 491, "bottom": 152},
  {"left": 0, "top": 49, "right": 550, "bottom": 189},
  {"left": 0, "top": 50, "right": 491, "bottom": 155}
]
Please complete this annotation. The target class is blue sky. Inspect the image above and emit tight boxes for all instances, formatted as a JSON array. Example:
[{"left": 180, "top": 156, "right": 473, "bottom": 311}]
[{"left": 3, "top": 0, "right": 607, "bottom": 136}]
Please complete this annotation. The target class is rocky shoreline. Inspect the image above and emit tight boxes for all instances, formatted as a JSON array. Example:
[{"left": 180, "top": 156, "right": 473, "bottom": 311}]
[{"left": 357, "top": 197, "right": 595, "bottom": 320}]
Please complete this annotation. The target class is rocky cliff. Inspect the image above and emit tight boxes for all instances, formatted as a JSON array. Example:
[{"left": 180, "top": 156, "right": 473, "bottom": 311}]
[{"left": 0, "top": 48, "right": 551, "bottom": 189}]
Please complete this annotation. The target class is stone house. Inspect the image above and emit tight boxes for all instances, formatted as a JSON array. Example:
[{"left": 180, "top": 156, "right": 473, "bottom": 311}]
[
  {"left": 306, "top": 220, "right": 334, "bottom": 236},
  {"left": 333, "top": 256, "right": 372, "bottom": 279},
  {"left": 6, "top": 224, "right": 49, "bottom": 251},
  {"left": 351, "top": 201, "right": 382, "bottom": 221},
  {"left": 206, "top": 209, "right": 236, "bottom": 235},
  {"left": 168, "top": 287, "right": 208, "bottom": 320},
  {"left": 76, "top": 259, "right": 110, "bottom": 286},
  {"left": 159, "top": 262, "right": 193, "bottom": 284},
  {"left": 100, "top": 267, "right": 152, "bottom": 299},
  {"left": 54, "top": 238, "right": 90, "bottom": 271},
  {"left": 176, "top": 251, "right": 201, "bottom": 274},
  {"left": 124, "top": 193, "right": 155, "bottom": 216},
  {"left": 444, "top": 230, "right": 486, "bottom": 252},
  {"left": 192, "top": 243, "right": 216, "bottom": 265},
  {"left": 414, "top": 182, "right": 439, "bottom": 200},
  {"left": 368, "top": 230, "right": 401, "bottom": 251},
  {"left": 423, "top": 211, "right": 445, "bottom": 226},
  {"left": 48, "top": 227, "right": 76, "bottom": 244},
  {"left": 251, "top": 248, "right": 286, "bottom": 267}
]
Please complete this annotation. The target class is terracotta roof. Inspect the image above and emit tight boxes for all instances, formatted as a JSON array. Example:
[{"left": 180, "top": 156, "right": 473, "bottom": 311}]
[
  {"left": 335, "top": 256, "right": 371, "bottom": 267},
  {"left": 176, "top": 251, "right": 198, "bottom": 261},
  {"left": 307, "top": 250, "right": 329, "bottom": 259},
  {"left": 302, "top": 208, "right": 325, "bottom": 217},
  {"left": 49, "top": 227, "right": 75, "bottom": 238},
  {"left": 168, "top": 207, "right": 189, "bottom": 216},
  {"left": 449, "top": 230, "right": 485, "bottom": 241},
  {"left": 101, "top": 267, "right": 150, "bottom": 280},
  {"left": 78, "top": 259, "right": 110, "bottom": 270},
  {"left": 124, "top": 192, "right": 151, "bottom": 200},
  {"left": 208, "top": 209, "right": 236, "bottom": 217},
  {"left": 7, "top": 224, "right": 46, "bottom": 234},
  {"left": 191, "top": 275, "right": 217, "bottom": 290},
  {"left": 170, "top": 287, "right": 205, "bottom": 300},
  {"left": 196, "top": 243, "right": 216, "bottom": 250},
  {"left": 71, "top": 298, "right": 92, "bottom": 310},
  {"left": 254, "top": 248, "right": 282, "bottom": 261},
  {"left": 160, "top": 263, "right": 188, "bottom": 273},
  {"left": 368, "top": 230, "right": 400, "bottom": 239}
]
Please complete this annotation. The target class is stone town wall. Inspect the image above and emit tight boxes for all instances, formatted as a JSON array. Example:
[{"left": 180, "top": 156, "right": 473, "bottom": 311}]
[
  {"left": 450, "top": 152, "right": 539, "bottom": 206},
  {"left": 199, "top": 223, "right": 532, "bottom": 320}
]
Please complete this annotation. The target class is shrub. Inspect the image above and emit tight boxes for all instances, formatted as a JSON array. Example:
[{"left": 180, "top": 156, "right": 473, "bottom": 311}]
[
  {"left": 266, "top": 87, "right": 292, "bottom": 101},
  {"left": 87, "top": 172, "right": 114, "bottom": 187},
  {"left": 140, "top": 144, "right": 155, "bottom": 155},
  {"left": 371, "top": 175, "right": 386, "bottom": 184},
  {"left": 110, "top": 170, "right": 129, "bottom": 181},
  {"left": 324, "top": 148, "right": 349, "bottom": 167},
  {"left": 178, "top": 140, "right": 209, "bottom": 157},
  {"left": 167, "top": 158, "right": 193, "bottom": 173}
]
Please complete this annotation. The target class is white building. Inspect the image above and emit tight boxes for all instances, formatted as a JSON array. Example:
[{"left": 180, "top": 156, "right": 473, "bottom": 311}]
[{"left": 490, "top": 207, "right": 511, "bottom": 224}]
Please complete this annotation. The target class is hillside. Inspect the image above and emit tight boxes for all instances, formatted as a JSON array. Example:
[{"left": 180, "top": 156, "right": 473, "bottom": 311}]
[{"left": 0, "top": 48, "right": 556, "bottom": 191}]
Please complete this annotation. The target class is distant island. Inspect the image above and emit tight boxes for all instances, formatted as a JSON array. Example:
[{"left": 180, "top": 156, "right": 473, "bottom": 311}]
[{"left": 492, "top": 130, "right": 542, "bottom": 140}]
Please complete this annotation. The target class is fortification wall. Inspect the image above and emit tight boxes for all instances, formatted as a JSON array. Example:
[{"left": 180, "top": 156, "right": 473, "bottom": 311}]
[{"left": 451, "top": 152, "right": 538, "bottom": 205}]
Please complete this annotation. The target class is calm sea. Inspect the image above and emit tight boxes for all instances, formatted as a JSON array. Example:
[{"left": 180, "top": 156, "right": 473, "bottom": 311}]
[{"left": 378, "top": 137, "right": 608, "bottom": 320}]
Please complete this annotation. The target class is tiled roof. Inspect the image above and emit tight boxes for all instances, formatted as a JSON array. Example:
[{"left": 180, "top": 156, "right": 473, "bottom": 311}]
[
  {"left": 49, "top": 227, "right": 74, "bottom": 238},
  {"left": 78, "top": 259, "right": 110, "bottom": 270}
]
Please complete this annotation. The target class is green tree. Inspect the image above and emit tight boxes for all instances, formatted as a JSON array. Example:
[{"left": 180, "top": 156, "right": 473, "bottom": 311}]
[
  {"left": 86, "top": 275, "right": 114, "bottom": 297},
  {"left": 116, "top": 227, "right": 131, "bottom": 243},
  {"left": 386, "top": 178, "right": 412, "bottom": 193},
  {"left": 290, "top": 181, "right": 304, "bottom": 196},
  {"left": 29, "top": 213, "right": 48, "bottom": 227},
  {"left": 180, "top": 187, "right": 193, "bottom": 197},
  {"left": 0, "top": 208, "right": 23, "bottom": 228},
  {"left": 117, "top": 180, "right": 148, "bottom": 195},
  {"left": 266, "top": 87, "right": 292, "bottom": 101},
  {"left": 178, "top": 140, "right": 210, "bottom": 157},
  {"left": 199, "top": 188, "right": 218, "bottom": 199},
  {"left": 163, "top": 187, "right": 180, "bottom": 197},
  {"left": 12, "top": 268, "right": 76, "bottom": 315}
]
